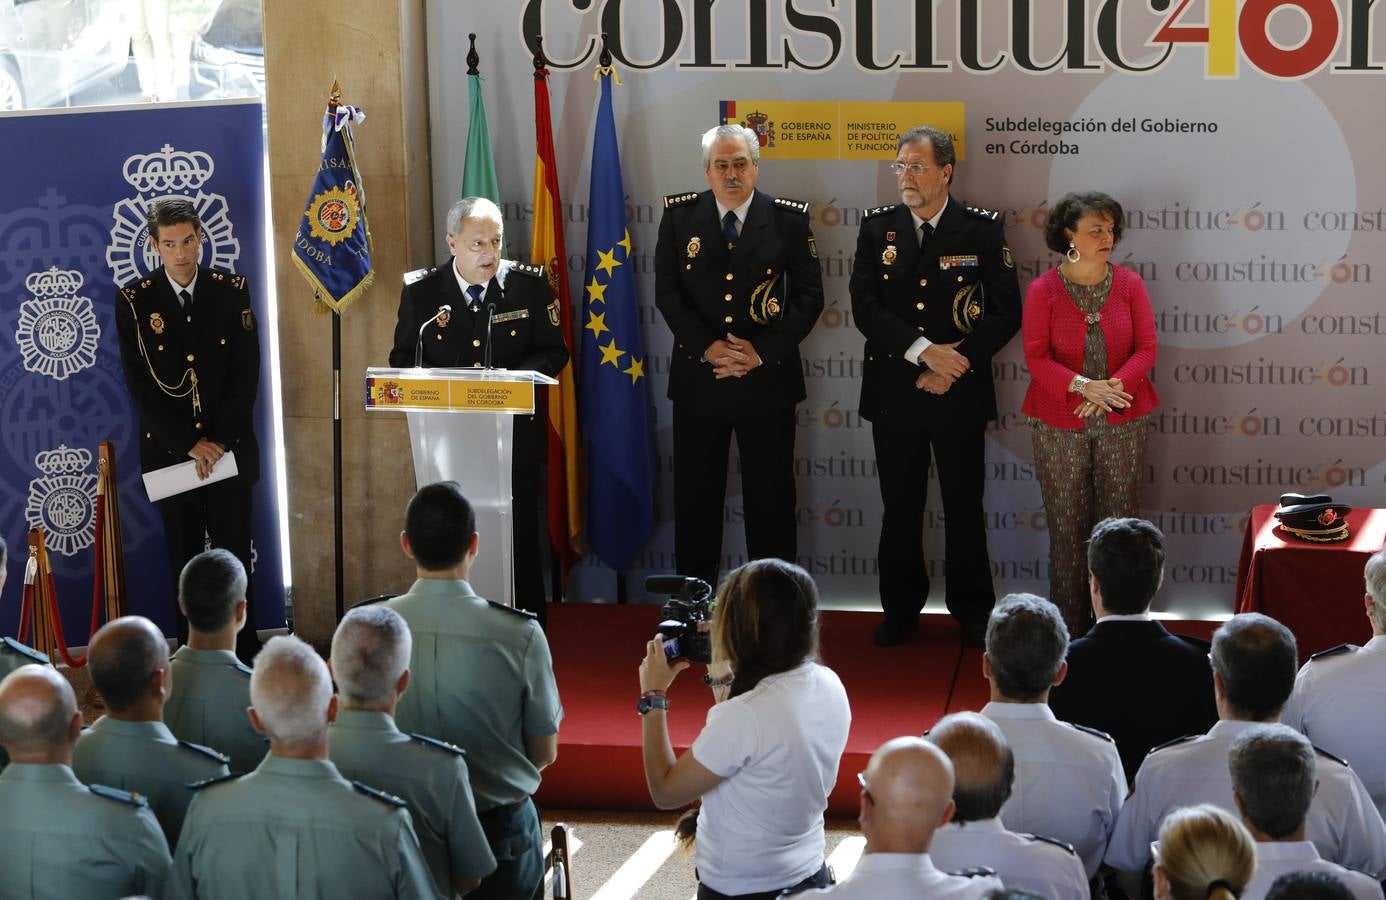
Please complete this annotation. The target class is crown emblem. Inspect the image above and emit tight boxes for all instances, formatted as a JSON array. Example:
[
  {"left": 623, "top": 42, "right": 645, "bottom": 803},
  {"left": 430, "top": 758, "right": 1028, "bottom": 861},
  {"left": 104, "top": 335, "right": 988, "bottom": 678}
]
[
  {"left": 35, "top": 445, "right": 93, "bottom": 475},
  {"left": 123, "top": 143, "right": 216, "bottom": 194},
  {"left": 740, "top": 111, "right": 775, "bottom": 148},
  {"left": 24, "top": 267, "right": 84, "bottom": 298}
]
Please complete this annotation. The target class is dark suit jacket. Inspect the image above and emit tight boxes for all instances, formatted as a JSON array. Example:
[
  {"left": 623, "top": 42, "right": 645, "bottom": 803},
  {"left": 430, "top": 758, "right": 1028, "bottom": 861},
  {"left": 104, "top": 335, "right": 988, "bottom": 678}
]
[
  {"left": 654, "top": 188, "right": 824, "bottom": 415},
  {"left": 849, "top": 196, "right": 1021, "bottom": 427},
  {"left": 1049, "top": 619, "right": 1218, "bottom": 784},
  {"left": 115, "top": 266, "right": 261, "bottom": 483},
  {"left": 387, "top": 259, "right": 568, "bottom": 375}
]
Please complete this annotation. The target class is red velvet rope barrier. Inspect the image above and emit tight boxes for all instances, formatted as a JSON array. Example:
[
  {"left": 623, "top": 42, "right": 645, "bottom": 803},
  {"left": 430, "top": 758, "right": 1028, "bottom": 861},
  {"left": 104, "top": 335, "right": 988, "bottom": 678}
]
[{"left": 38, "top": 494, "right": 107, "bottom": 668}]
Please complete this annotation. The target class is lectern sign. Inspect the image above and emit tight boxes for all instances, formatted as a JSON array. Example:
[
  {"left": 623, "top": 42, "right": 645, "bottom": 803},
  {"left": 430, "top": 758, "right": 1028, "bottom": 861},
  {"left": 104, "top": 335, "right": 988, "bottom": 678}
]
[{"left": 365, "top": 374, "right": 536, "bottom": 414}]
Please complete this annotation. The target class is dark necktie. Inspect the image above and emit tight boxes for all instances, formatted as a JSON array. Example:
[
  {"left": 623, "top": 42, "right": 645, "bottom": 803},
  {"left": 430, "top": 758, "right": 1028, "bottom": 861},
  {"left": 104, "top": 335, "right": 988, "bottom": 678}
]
[
  {"left": 919, "top": 222, "right": 934, "bottom": 248},
  {"left": 722, "top": 211, "right": 739, "bottom": 248},
  {"left": 179, "top": 288, "right": 192, "bottom": 309},
  {"left": 466, "top": 283, "right": 484, "bottom": 314}
]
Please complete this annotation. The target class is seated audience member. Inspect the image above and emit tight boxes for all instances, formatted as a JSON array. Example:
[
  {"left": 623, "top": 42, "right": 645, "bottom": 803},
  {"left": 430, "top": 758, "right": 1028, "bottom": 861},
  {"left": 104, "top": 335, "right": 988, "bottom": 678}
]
[
  {"left": 0, "top": 664, "right": 170, "bottom": 898},
  {"left": 986, "top": 892, "right": 1047, "bottom": 900},
  {"left": 1230, "top": 724, "right": 1383, "bottom": 900},
  {"left": 164, "top": 549, "right": 269, "bottom": 773},
  {"left": 925, "top": 712, "right": 1090, "bottom": 900},
  {"left": 1, "top": 535, "right": 52, "bottom": 771},
  {"left": 1151, "top": 805, "right": 1255, "bottom": 900},
  {"left": 386, "top": 481, "right": 562, "bottom": 900},
  {"left": 640, "top": 559, "right": 852, "bottom": 899},
  {"left": 794, "top": 736, "right": 1003, "bottom": 898},
  {"left": 72, "top": 615, "right": 230, "bottom": 847},
  {"left": 1282, "top": 547, "right": 1386, "bottom": 821},
  {"left": 980, "top": 593, "right": 1124, "bottom": 880},
  {"left": 329, "top": 604, "right": 497, "bottom": 897},
  {"left": 1106, "top": 613, "right": 1386, "bottom": 878},
  {"left": 1048, "top": 517, "right": 1218, "bottom": 782},
  {"left": 1265, "top": 871, "right": 1358, "bottom": 900},
  {"left": 168, "top": 635, "right": 434, "bottom": 899}
]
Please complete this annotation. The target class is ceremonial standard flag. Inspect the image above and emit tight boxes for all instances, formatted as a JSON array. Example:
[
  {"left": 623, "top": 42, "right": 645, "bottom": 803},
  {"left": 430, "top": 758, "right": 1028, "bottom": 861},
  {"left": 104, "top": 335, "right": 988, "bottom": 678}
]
[
  {"left": 292, "top": 95, "right": 372, "bottom": 312},
  {"left": 579, "top": 65, "right": 654, "bottom": 573},
  {"left": 531, "top": 63, "right": 583, "bottom": 575},
  {"left": 462, "top": 70, "right": 500, "bottom": 205}
]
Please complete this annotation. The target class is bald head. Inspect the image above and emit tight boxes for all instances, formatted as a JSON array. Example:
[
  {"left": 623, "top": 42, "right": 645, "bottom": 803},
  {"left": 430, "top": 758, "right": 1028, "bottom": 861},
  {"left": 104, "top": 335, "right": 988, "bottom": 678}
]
[
  {"left": 88, "top": 615, "right": 169, "bottom": 713},
  {"left": 926, "top": 712, "right": 1015, "bottom": 823},
  {"left": 859, "top": 736, "right": 956, "bottom": 852},
  {"left": 250, "top": 635, "right": 334, "bottom": 751},
  {"left": 0, "top": 665, "right": 80, "bottom": 760}
]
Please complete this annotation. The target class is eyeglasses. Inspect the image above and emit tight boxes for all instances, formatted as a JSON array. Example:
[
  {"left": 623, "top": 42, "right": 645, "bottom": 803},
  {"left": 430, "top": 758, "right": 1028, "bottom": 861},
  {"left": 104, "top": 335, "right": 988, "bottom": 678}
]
[
  {"left": 888, "top": 162, "right": 932, "bottom": 176},
  {"left": 857, "top": 771, "right": 874, "bottom": 805}
]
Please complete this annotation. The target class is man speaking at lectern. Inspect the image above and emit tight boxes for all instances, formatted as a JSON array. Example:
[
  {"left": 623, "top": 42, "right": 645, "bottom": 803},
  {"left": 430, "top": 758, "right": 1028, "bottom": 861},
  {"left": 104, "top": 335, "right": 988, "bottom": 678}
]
[{"left": 388, "top": 197, "right": 568, "bottom": 621}]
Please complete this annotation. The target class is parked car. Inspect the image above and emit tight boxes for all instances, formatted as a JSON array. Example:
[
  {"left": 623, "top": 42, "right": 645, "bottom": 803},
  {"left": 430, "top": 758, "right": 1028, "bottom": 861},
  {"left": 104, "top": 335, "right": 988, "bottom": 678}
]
[
  {"left": 190, "top": 0, "right": 261, "bottom": 100},
  {"left": 0, "top": 0, "right": 133, "bottom": 110}
]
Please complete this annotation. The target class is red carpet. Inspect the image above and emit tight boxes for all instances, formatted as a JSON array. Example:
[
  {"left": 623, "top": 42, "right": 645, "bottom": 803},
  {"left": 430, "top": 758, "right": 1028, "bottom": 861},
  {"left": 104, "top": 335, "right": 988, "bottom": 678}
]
[{"left": 536, "top": 604, "right": 1218, "bottom": 817}]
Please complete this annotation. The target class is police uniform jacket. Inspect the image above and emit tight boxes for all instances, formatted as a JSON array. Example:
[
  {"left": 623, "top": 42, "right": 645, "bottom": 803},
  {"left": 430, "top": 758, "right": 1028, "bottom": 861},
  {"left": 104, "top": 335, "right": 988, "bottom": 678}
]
[
  {"left": 793, "top": 852, "right": 1003, "bottom": 898},
  {"left": 654, "top": 189, "right": 824, "bottom": 415},
  {"left": 168, "top": 755, "right": 435, "bottom": 900},
  {"left": 981, "top": 700, "right": 1125, "bottom": 879},
  {"left": 387, "top": 259, "right": 568, "bottom": 374},
  {"left": 1283, "top": 637, "right": 1386, "bottom": 821},
  {"left": 0, "top": 763, "right": 170, "bottom": 899},
  {"left": 329, "top": 709, "right": 497, "bottom": 898},
  {"left": 929, "top": 818, "right": 1090, "bottom": 900},
  {"left": 0, "top": 638, "right": 50, "bottom": 770},
  {"left": 1240, "top": 841, "right": 1384, "bottom": 900},
  {"left": 849, "top": 197, "right": 1021, "bottom": 426},
  {"left": 1105, "top": 718, "right": 1386, "bottom": 877},
  {"left": 164, "top": 646, "right": 267, "bottom": 774},
  {"left": 115, "top": 265, "right": 260, "bottom": 483},
  {"left": 385, "top": 579, "right": 563, "bottom": 811},
  {"left": 71, "top": 717, "right": 229, "bottom": 849}
]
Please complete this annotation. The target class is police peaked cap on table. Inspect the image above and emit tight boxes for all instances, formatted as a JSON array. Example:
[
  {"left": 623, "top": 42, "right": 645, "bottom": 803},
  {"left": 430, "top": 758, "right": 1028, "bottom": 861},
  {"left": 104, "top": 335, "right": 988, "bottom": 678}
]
[{"left": 1273, "top": 494, "right": 1352, "bottom": 544}]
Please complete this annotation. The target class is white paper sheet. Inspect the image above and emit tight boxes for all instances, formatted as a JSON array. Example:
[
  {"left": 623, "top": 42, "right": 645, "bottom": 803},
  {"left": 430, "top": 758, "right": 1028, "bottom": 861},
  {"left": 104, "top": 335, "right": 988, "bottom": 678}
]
[{"left": 141, "top": 451, "right": 239, "bottom": 502}]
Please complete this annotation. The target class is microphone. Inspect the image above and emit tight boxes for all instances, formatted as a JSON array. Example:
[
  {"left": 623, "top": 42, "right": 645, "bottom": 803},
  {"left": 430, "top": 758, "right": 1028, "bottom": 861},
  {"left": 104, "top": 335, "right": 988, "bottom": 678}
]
[{"left": 414, "top": 304, "right": 451, "bottom": 368}]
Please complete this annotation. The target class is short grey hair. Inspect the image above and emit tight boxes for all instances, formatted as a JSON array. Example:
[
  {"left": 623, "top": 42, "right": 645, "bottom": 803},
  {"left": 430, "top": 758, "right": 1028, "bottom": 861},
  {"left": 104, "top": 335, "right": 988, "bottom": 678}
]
[
  {"left": 250, "top": 635, "right": 333, "bottom": 749},
  {"left": 1228, "top": 724, "right": 1317, "bottom": 839},
  {"left": 898, "top": 125, "right": 956, "bottom": 172},
  {"left": 986, "top": 594, "right": 1069, "bottom": 700},
  {"left": 445, "top": 196, "right": 503, "bottom": 238},
  {"left": 1365, "top": 548, "right": 1386, "bottom": 629},
  {"left": 701, "top": 124, "right": 760, "bottom": 169},
  {"left": 331, "top": 606, "right": 413, "bottom": 708}
]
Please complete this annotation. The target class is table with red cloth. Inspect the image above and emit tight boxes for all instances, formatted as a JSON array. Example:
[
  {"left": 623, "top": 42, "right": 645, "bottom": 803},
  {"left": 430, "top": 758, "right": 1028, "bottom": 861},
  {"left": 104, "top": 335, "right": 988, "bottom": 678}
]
[{"left": 1235, "top": 504, "right": 1386, "bottom": 663}]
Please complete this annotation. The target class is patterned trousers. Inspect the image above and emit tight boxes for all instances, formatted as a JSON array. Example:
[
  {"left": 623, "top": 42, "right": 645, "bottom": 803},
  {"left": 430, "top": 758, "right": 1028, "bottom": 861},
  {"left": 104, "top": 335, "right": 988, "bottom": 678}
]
[{"left": 1031, "top": 414, "right": 1149, "bottom": 636}]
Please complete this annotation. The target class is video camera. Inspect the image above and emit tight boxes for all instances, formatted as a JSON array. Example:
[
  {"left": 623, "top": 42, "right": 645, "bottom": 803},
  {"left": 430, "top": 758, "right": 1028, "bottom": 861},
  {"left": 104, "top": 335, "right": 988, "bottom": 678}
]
[{"left": 645, "top": 575, "right": 714, "bottom": 664}]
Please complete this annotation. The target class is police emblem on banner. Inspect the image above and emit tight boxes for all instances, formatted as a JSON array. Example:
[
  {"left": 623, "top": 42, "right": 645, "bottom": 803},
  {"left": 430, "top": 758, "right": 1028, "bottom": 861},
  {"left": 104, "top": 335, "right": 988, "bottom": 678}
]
[
  {"left": 24, "top": 445, "right": 97, "bottom": 557},
  {"left": 15, "top": 267, "right": 100, "bottom": 381},
  {"left": 306, "top": 183, "right": 360, "bottom": 246},
  {"left": 106, "top": 143, "right": 241, "bottom": 287}
]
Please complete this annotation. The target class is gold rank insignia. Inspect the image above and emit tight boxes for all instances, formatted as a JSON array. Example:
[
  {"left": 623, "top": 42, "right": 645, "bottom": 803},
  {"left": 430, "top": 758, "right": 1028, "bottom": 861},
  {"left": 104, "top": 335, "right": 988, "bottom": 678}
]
[
  {"left": 1002, "top": 246, "right": 1015, "bottom": 268},
  {"left": 749, "top": 275, "right": 783, "bottom": 324},
  {"left": 242, "top": 310, "right": 255, "bottom": 331},
  {"left": 548, "top": 301, "right": 560, "bottom": 326},
  {"left": 882, "top": 245, "right": 897, "bottom": 266},
  {"left": 687, "top": 236, "right": 702, "bottom": 258},
  {"left": 149, "top": 312, "right": 165, "bottom": 334},
  {"left": 952, "top": 282, "right": 986, "bottom": 334},
  {"left": 807, "top": 236, "right": 818, "bottom": 259},
  {"left": 436, "top": 306, "right": 450, "bottom": 328}
]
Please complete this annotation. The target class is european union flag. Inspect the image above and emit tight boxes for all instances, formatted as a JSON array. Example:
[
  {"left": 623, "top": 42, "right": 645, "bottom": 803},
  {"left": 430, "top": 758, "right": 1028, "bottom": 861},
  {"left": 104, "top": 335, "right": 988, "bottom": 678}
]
[
  {"left": 292, "top": 94, "right": 373, "bottom": 313},
  {"left": 579, "top": 66, "right": 654, "bottom": 573}
]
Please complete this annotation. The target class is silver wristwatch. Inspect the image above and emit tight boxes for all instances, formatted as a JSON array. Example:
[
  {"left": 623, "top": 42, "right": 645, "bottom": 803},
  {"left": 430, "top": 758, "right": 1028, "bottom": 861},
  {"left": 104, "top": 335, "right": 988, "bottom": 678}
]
[{"left": 1071, "top": 375, "right": 1092, "bottom": 394}]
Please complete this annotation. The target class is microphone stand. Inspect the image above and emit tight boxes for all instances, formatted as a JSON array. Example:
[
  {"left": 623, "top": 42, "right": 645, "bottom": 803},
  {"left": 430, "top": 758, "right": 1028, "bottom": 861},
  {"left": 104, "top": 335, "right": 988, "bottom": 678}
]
[
  {"left": 414, "top": 304, "right": 452, "bottom": 368},
  {"left": 484, "top": 302, "right": 497, "bottom": 370}
]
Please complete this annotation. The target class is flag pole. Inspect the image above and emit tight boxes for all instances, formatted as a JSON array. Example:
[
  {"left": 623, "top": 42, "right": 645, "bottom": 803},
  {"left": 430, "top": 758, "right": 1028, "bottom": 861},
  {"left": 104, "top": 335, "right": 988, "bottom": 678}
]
[{"left": 326, "top": 81, "right": 346, "bottom": 624}]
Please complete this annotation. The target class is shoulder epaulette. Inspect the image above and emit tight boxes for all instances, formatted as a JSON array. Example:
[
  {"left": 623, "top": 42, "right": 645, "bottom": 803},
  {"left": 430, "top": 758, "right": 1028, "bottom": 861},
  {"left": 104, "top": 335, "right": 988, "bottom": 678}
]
[
  {"left": 664, "top": 191, "right": 699, "bottom": 208},
  {"left": 1, "top": 636, "right": 50, "bottom": 664},
  {"left": 403, "top": 266, "right": 436, "bottom": 286},
  {"left": 964, "top": 204, "right": 1000, "bottom": 220},
  {"left": 178, "top": 740, "right": 230, "bottom": 764},
  {"left": 1149, "top": 734, "right": 1200, "bottom": 754},
  {"left": 772, "top": 196, "right": 810, "bottom": 215},
  {"left": 189, "top": 772, "right": 240, "bottom": 791},
  {"left": 506, "top": 261, "right": 545, "bottom": 279},
  {"left": 946, "top": 866, "right": 998, "bottom": 879},
  {"left": 1310, "top": 643, "right": 1357, "bottom": 661},
  {"left": 353, "top": 780, "right": 408, "bottom": 807},
  {"left": 1064, "top": 721, "right": 1115, "bottom": 743},
  {"left": 119, "top": 277, "right": 158, "bottom": 303},
  {"left": 89, "top": 783, "right": 148, "bottom": 807},
  {"left": 409, "top": 733, "right": 466, "bottom": 756},
  {"left": 230, "top": 274, "right": 248, "bottom": 292},
  {"left": 1313, "top": 745, "right": 1350, "bottom": 767},
  {"left": 354, "top": 594, "right": 397, "bottom": 607},
  {"left": 1025, "top": 833, "right": 1077, "bottom": 855},
  {"left": 233, "top": 661, "right": 253, "bottom": 676},
  {"left": 208, "top": 270, "right": 225, "bottom": 282},
  {"left": 863, "top": 204, "right": 897, "bottom": 220},
  {"left": 487, "top": 599, "right": 538, "bottom": 620}
]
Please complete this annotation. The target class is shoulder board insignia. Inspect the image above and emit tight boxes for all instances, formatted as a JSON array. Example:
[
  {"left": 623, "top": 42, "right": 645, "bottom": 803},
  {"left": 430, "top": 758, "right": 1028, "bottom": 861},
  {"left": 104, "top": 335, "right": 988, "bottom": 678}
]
[
  {"left": 1310, "top": 643, "right": 1357, "bottom": 661},
  {"left": 864, "top": 204, "right": 897, "bottom": 220},
  {"left": 409, "top": 733, "right": 466, "bottom": 756},
  {"left": 353, "top": 780, "right": 408, "bottom": 807},
  {"left": 663, "top": 191, "right": 699, "bottom": 208},
  {"left": 487, "top": 599, "right": 538, "bottom": 620},
  {"left": 964, "top": 204, "right": 1000, "bottom": 220},
  {"left": 234, "top": 661, "right": 253, "bottom": 676},
  {"left": 1065, "top": 721, "right": 1115, "bottom": 743},
  {"left": 230, "top": 274, "right": 248, "bottom": 292},
  {"left": 507, "top": 261, "right": 545, "bottom": 278},
  {"left": 355, "top": 593, "right": 397, "bottom": 607},
  {"left": 1313, "top": 745, "right": 1350, "bottom": 767},
  {"left": 189, "top": 772, "right": 241, "bottom": 791},
  {"left": 1149, "top": 734, "right": 1200, "bottom": 754},
  {"left": 1, "top": 636, "right": 50, "bottom": 664},
  {"left": 403, "top": 266, "right": 435, "bottom": 286},
  {"left": 209, "top": 271, "right": 225, "bottom": 281},
  {"left": 1025, "top": 833, "right": 1077, "bottom": 855},
  {"left": 773, "top": 196, "right": 810, "bottom": 214},
  {"left": 946, "top": 866, "right": 998, "bottom": 879},
  {"left": 89, "top": 783, "right": 148, "bottom": 807},
  {"left": 178, "top": 740, "right": 230, "bottom": 764}
]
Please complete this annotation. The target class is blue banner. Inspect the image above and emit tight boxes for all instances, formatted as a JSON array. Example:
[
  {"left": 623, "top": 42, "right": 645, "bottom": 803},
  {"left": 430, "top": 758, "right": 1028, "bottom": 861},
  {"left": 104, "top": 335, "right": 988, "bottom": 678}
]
[
  {"left": 292, "top": 101, "right": 373, "bottom": 312},
  {"left": 0, "top": 100, "right": 283, "bottom": 641}
]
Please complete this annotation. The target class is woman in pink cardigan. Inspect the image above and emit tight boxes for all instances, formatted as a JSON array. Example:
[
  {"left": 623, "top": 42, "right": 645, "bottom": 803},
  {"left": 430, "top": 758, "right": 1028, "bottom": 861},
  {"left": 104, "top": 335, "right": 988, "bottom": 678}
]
[{"left": 1022, "top": 192, "right": 1159, "bottom": 634}]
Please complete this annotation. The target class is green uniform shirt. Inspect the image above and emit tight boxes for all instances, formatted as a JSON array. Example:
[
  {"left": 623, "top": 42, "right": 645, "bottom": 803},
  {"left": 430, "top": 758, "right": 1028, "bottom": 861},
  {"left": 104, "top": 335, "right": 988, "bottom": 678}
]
[
  {"left": 165, "top": 645, "right": 268, "bottom": 773},
  {"left": 0, "top": 638, "right": 51, "bottom": 770},
  {"left": 168, "top": 754, "right": 435, "bottom": 900},
  {"left": 330, "top": 709, "right": 497, "bottom": 897},
  {"left": 0, "top": 763, "right": 170, "bottom": 899},
  {"left": 385, "top": 578, "right": 564, "bottom": 809},
  {"left": 72, "top": 717, "right": 229, "bottom": 848}
]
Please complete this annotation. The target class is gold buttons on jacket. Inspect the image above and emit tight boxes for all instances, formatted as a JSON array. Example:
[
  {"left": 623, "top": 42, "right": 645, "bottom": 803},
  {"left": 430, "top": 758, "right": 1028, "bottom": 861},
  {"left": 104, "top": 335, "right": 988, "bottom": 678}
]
[
  {"left": 916, "top": 302, "right": 925, "bottom": 310},
  {"left": 725, "top": 273, "right": 734, "bottom": 281},
  {"left": 919, "top": 279, "right": 927, "bottom": 286},
  {"left": 510, "top": 330, "right": 517, "bottom": 337},
  {"left": 186, "top": 354, "right": 195, "bottom": 362},
  {"left": 472, "top": 339, "right": 481, "bottom": 347},
  {"left": 724, "top": 293, "right": 732, "bottom": 301},
  {"left": 157, "top": 344, "right": 164, "bottom": 352},
  {"left": 219, "top": 338, "right": 226, "bottom": 345},
  {"left": 194, "top": 422, "right": 203, "bottom": 430},
  {"left": 436, "top": 334, "right": 443, "bottom": 340},
  {"left": 724, "top": 316, "right": 733, "bottom": 323},
  {"left": 883, "top": 273, "right": 890, "bottom": 280},
  {"left": 957, "top": 275, "right": 964, "bottom": 282}
]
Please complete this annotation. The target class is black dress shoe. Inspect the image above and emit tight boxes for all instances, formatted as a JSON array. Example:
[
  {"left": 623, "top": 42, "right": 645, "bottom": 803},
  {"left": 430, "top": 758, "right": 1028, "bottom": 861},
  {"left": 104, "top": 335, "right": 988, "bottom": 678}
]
[
  {"left": 874, "top": 619, "right": 919, "bottom": 647},
  {"left": 960, "top": 622, "right": 987, "bottom": 648}
]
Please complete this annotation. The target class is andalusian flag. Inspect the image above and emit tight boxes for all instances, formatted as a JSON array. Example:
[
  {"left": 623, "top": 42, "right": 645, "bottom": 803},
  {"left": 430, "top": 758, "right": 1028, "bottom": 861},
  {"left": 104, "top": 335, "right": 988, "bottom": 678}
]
[
  {"left": 578, "top": 64, "right": 653, "bottom": 572},
  {"left": 462, "top": 70, "right": 500, "bottom": 204},
  {"left": 531, "top": 63, "right": 583, "bottom": 576}
]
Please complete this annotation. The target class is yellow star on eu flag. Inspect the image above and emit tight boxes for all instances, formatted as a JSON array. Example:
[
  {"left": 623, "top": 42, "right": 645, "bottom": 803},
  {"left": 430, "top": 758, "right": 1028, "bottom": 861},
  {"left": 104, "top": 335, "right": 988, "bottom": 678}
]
[
  {"left": 584, "top": 311, "right": 609, "bottom": 338},
  {"left": 595, "top": 247, "right": 621, "bottom": 277},
  {"left": 599, "top": 339, "right": 625, "bottom": 368},
  {"left": 618, "top": 229, "right": 633, "bottom": 257},
  {"left": 586, "top": 276, "right": 607, "bottom": 305},
  {"left": 623, "top": 357, "right": 645, "bottom": 384}
]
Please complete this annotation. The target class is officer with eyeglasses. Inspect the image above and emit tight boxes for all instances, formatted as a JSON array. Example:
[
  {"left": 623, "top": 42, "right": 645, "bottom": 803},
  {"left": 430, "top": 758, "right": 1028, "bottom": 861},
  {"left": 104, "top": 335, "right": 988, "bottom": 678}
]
[{"left": 849, "top": 125, "right": 1022, "bottom": 650}]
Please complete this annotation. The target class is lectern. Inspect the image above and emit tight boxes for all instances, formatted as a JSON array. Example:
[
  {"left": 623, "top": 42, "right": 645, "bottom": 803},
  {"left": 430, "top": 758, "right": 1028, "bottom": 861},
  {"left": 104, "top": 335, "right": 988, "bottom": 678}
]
[{"left": 365, "top": 367, "right": 558, "bottom": 609}]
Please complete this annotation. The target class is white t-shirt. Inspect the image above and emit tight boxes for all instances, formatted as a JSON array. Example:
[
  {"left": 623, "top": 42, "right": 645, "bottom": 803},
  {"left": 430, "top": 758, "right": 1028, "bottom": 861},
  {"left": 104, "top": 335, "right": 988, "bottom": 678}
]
[{"left": 690, "top": 661, "right": 851, "bottom": 894}]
